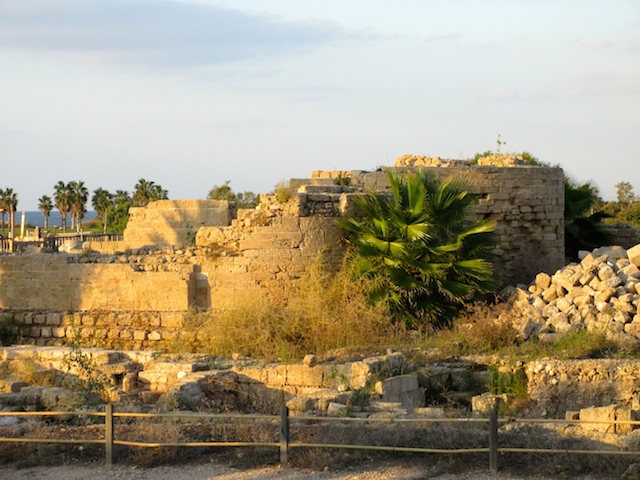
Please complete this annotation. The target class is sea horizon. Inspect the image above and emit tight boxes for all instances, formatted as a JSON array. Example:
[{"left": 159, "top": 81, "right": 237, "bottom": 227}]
[{"left": 1, "top": 211, "right": 98, "bottom": 229}]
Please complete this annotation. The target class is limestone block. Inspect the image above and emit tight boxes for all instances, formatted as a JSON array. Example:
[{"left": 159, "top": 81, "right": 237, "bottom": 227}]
[
  {"left": 535, "top": 272, "right": 552, "bottom": 290},
  {"left": 133, "top": 330, "right": 147, "bottom": 341},
  {"left": 52, "top": 327, "right": 66, "bottom": 338},
  {"left": 616, "top": 407, "right": 636, "bottom": 434},
  {"left": 148, "top": 331, "right": 162, "bottom": 341},
  {"left": 285, "top": 364, "right": 324, "bottom": 387},
  {"left": 326, "top": 402, "right": 348, "bottom": 417},
  {"left": 629, "top": 244, "right": 640, "bottom": 268},
  {"left": 580, "top": 405, "right": 617, "bottom": 433},
  {"left": 286, "top": 396, "right": 315, "bottom": 412},
  {"left": 46, "top": 313, "right": 61, "bottom": 326},
  {"left": 471, "top": 393, "right": 510, "bottom": 415}
]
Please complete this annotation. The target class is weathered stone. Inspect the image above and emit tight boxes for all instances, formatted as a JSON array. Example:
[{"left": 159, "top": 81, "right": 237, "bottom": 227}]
[
  {"left": 303, "top": 354, "right": 317, "bottom": 367},
  {"left": 286, "top": 396, "right": 315, "bottom": 412},
  {"left": 628, "top": 244, "right": 640, "bottom": 268},
  {"left": 580, "top": 405, "right": 617, "bottom": 433},
  {"left": 326, "top": 402, "right": 348, "bottom": 417}
]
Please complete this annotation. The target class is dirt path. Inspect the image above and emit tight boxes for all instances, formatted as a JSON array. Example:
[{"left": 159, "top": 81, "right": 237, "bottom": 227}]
[{"left": 0, "top": 461, "right": 604, "bottom": 480}]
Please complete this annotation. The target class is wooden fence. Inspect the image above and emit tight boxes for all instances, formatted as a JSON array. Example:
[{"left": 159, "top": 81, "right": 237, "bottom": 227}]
[{"left": 2, "top": 406, "right": 640, "bottom": 473}]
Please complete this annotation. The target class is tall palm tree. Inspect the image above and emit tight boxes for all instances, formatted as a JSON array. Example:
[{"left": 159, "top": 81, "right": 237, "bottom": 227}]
[
  {"left": 132, "top": 178, "right": 168, "bottom": 207},
  {"left": 68, "top": 181, "right": 89, "bottom": 232},
  {"left": 4, "top": 188, "right": 18, "bottom": 239},
  {"left": 564, "top": 177, "right": 612, "bottom": 261},
  {"left": 91, "top": 187, "right": 114, "bottom": 234},
  {"left": 114, "top": 190, "right": 132, "bottom": 206},
  {"left": 150, "top": 184, "right": 168, "bottom": 202},
  {"left": 54, "top": 181, "right": 71, "bottom": 232},
  {"left": 38, "top": 195, "right": 54, "bottom": 230},
  {"left": 132, "top": 178, "right": 155, "bottom": 207},
  {"left": 340, "top": 170, "right": 497, "bottom": 327},
  {"left": 0, "top": 188, "right": 7, "bottom": 230}
]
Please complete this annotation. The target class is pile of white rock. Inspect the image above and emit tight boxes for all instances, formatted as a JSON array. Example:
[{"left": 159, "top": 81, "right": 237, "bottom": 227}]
[{"left": 503, "top": 244, "right": 640, "bottom": 342}]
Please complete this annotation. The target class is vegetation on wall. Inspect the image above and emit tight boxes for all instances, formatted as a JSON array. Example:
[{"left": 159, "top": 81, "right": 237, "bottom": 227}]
[
  {"left": 178, "top": 256, "right": 406, "bottom": 361},
  {"left": 207, "top": 180, "right": 258, "bottom": 209},
  {"left": 340, "top": 170, "right": 498, "bottom": 328}
]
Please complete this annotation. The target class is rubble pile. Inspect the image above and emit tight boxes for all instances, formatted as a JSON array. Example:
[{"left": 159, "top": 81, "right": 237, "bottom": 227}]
[{"left": 504, "top": 244, "right": 640, "bottom": 342}]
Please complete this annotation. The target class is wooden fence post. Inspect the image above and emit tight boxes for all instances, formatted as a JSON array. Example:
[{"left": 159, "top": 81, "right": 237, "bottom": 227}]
[
  {"left": 280, "top": 405, "right": 289, "bottom": 465},
  {"left": 105, "top": 403, "right": 114, "bottom": 467},
  {"left": 489, "top": 404, "right": 499, "bottom": 474}
]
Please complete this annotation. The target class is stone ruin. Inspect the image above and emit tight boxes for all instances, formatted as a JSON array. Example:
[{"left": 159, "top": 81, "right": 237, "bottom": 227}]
[
  {"left": 502, "top": 243, "right": 640, "bottom": 344},
  {"left": 2, "top": 159, "right": 640, "bottom": 452},
  {"left": 0, "top": 161, "right": 567, "bottom": 350}
]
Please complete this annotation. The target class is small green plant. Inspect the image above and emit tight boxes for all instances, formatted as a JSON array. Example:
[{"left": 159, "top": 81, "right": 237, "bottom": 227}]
[
  {"left": 489, "top": 366, "right": 528, "bottom": 398},
  {"left": 334, "top": 172, "right": 352, "bottom": 187},
  {"left": 273, "top": 180, "right": 293, "bottom": 203},
  {"left": 62, "top": 330, "right": 111, "bottom": 404},
  {"left": 327, "top": 366, "right": 348, "bottom": 385},
  {"left": 185, "top": 224, "right": 196, "bottom": 246}
]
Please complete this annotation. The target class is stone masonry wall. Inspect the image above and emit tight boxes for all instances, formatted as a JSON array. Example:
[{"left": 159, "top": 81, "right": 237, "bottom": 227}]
[
  {"left": 123, "top": 199, "right": 232, "bottom": 248},
  {"left": 1, "top": 164, "right": 566, "bottom": 348},
  {"left": 310, "top": 165, "right": 566, "bottom": 286},
  {"left": 526, "top": 359, "right": 640, "bottom": 416}
]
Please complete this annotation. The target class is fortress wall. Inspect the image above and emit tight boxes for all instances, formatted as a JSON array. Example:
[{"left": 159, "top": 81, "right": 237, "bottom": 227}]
[
  {"left": 0, "top": 165, "right": 566, "bottom": 349},
  {"left": 0, "top": 255, "right": 194, "bottom": 312},
  {"left": 312, "top": 166, "right": 566, "bottom": 285},
  {"left": 122, "top": 199, "right": 232, "bottom": 248},
  {"left": 200, "top": 216, "right": 346, "bottom": 309}
]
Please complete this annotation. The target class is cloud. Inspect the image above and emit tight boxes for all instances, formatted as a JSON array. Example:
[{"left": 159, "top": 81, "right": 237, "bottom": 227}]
[
  {"left": 0, "top": 0, "right": 347, "bottom": 68},
  {"left": 575, "top": 39, "right": 614, "bottom": 50},
  {"left": 424, "top": 33, "right": 462, "bottom": 43},
  {"left": 572, "top": 36, "right": 640, "bottom": 52},
  {"left": 486, "top": 88, "right": 519, "bottom": 101},
  {"left": 566, "top": 71, "right": 640, "bottom": 98}
]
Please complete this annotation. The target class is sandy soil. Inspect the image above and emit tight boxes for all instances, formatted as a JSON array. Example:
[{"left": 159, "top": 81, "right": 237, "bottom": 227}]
[{"left": 0, "top": 460, "right": 606, "bottom": 480}]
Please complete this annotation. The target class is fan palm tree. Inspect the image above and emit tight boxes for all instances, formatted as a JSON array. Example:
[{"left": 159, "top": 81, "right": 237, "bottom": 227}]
[
  {"left": 54, "top": 181, "right": 71, "bottom": 232},
  {"left": 150, "top": 184, "right": 168, "bottom": 202},
  {"left": 67, "top": 181, "right": 88, "bottom": 232},
  {"left": 3, "top": 188, "right": 18, "bottom": 239},
  {"left": 91, "top": 188, "right": 114, "bottom": 234},
  {"left": 0, "top": 188, "right": 7, "bottom": 230},
  {"left": 114, "top": 190, "right": 132, "bottom": 206},
  {"left": 38, "top": 195, "right": 54, "bottom": 230},
  {"left": 132, "top": 178, "right": 155, "bottom": 207},
  {"left": 564, "top": 177, "right": 612, "bottom": 261},
  {"left": 132, "top": 179, "right": 168, "bottom": 207},
  {"left": 340, "top": 170, "right": 497, "bottom": 327}
]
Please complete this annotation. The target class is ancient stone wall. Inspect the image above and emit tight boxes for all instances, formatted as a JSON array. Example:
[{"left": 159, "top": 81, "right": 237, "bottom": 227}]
[
  {"left": 123, "top": 199, "right": 232, "bottom": 248},
  {"left": 310, "top": 165, "right": 566, "bottom": 285},
  {"left": 526, "top": 359, "right": 640, "bottom": 416},
  {"left": 0, "top": 164, "right": 567, "bottom": 348}
]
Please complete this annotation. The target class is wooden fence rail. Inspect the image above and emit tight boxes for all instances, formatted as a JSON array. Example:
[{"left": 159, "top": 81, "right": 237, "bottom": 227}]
[{"left": 1, "top": 406, "right": 640, "bottom": 473}]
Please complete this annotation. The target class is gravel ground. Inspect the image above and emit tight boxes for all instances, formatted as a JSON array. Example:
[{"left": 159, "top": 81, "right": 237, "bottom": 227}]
[{"left": 0, "top": 461, "right": 608, "bottom": 480}]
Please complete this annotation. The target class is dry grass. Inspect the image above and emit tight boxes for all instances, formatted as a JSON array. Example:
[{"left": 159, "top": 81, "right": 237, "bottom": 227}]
[
  {"left": 0, "top": 417, "right": 636, "bottom": 476},
  {"left": 184, "top": 258, "right": 410, "bottom": 361}
]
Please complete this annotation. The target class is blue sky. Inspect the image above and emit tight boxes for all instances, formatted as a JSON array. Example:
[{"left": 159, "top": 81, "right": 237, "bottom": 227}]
[{"left": 1, "top": 0, "right": 639, "bottom": 210}]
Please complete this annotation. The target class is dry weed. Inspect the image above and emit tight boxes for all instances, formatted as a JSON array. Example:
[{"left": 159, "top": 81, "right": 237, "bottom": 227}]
[{"left": 191, "top": 257, "right": 408, "bottom": 361}]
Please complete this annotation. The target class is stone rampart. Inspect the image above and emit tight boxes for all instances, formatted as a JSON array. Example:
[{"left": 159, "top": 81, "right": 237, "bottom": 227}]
[
  {"left": 310, "top": 165, "right": 566, "bottom": 285},
  {"left": 0, "top": 163, "right": 567, "bottom": 348},
  {"left": 123, "top": 199, "right": 232, "bottom": 248}
]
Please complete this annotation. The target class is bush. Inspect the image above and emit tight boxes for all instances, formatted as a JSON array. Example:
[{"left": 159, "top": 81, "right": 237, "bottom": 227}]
[
  {"left": 191, "top": 256, "right": 408, "bottom": 361},
  {"left": 340, "top": 170, "right": 498, "bottom": 327}
]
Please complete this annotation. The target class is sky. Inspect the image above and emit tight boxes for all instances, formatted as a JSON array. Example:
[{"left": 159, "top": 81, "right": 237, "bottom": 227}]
[{"left": 1, "top": 0, "right": 639, "bottom": 210}]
